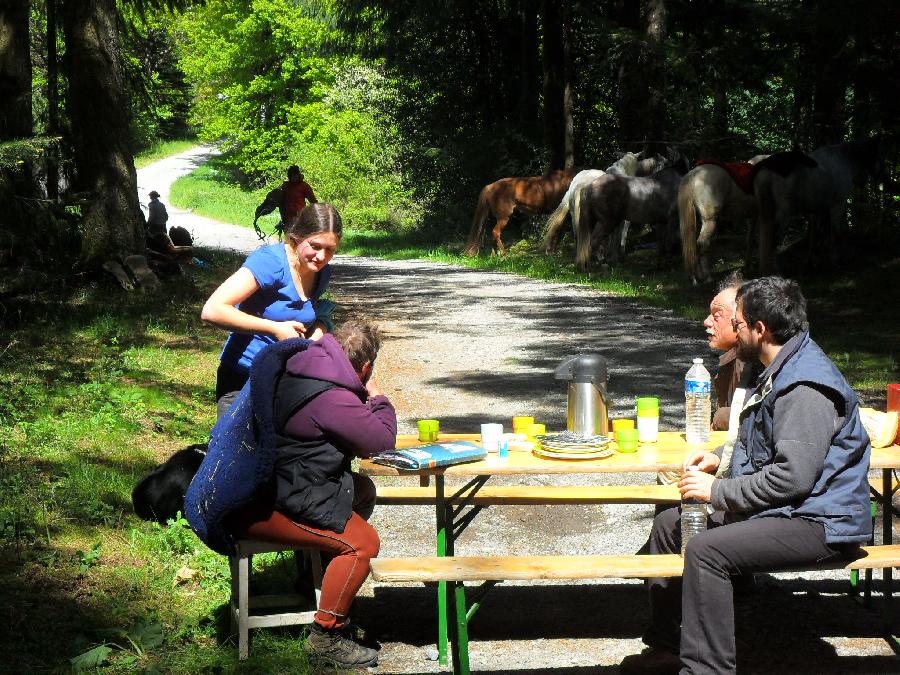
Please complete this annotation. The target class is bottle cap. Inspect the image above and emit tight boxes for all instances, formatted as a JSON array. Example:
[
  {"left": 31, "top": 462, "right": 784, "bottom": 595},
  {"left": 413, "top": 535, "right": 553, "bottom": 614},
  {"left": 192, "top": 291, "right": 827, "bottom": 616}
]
[{"left": 693, "top": 357, "right": 703, "bottom": 364}]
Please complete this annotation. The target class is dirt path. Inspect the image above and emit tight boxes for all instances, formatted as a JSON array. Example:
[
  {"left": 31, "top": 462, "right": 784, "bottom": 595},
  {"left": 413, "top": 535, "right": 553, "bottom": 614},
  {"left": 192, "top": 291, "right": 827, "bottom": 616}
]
[{"left": 136, "top": 150, "right": 896, "bottom": 674}]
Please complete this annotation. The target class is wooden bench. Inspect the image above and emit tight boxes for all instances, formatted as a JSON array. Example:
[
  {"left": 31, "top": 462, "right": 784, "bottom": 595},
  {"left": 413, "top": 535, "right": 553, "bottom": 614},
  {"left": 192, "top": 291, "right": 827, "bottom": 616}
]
[
  {"left": 376, "top": 483, "right": 681, "bottom": 505},
  {"left": 370, "top": 545, "right": 900, "bottom": 674}
]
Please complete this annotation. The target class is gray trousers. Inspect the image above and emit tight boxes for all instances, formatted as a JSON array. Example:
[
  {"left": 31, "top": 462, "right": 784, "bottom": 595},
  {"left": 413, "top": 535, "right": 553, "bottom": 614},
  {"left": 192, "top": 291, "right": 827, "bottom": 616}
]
[{"left": 644, "top": 507, "right": 851, "bottom": 675}]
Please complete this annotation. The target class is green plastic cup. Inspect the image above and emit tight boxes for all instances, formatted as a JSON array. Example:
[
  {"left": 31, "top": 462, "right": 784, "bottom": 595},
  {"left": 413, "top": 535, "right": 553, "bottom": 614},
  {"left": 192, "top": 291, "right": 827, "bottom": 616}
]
[
  {"left": 636, "top": 397, "right": 660, "bottom": 416},
  {"left": 616, "top": 428, "right": 639, "bottom": 453},
  {"left": 417, "top": 419, "right": 440, "bottom": 442}
]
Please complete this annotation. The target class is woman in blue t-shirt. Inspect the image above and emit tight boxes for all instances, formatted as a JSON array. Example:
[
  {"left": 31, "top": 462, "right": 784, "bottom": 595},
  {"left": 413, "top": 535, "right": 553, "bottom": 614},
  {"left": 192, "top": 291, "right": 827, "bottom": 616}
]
[{"left": 202, "top": 203, "right": 342, "bottom": 417}]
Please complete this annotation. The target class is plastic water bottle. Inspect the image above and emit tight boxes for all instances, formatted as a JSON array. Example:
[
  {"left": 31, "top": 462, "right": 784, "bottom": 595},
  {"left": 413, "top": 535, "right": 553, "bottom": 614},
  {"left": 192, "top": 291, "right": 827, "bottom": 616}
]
[
  {"left": 681, "top": 469, "right": 708, "bottom": 555},
  {"left": 684, "top": 358, "right": 711, "bottom": 444}
]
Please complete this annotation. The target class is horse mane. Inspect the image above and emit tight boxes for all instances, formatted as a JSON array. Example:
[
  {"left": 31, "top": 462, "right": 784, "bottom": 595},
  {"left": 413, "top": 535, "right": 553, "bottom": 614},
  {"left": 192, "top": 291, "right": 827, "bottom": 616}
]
[{"left": 752, "top": 150, "right": 818, "bottom": 177}]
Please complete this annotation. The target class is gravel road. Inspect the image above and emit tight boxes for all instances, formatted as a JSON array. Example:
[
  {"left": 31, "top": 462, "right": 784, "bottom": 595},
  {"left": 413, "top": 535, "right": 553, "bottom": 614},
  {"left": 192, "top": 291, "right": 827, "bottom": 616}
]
[{"left": 137, "top": 150, "right": 897, "bottom": 674}]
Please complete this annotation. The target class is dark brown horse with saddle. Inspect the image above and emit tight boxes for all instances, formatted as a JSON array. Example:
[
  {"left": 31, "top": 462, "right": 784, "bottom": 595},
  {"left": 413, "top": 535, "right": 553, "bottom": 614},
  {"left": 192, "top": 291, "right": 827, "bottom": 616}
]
[{"left": 464, "top": 168, "right": 578, "bottom": 256}]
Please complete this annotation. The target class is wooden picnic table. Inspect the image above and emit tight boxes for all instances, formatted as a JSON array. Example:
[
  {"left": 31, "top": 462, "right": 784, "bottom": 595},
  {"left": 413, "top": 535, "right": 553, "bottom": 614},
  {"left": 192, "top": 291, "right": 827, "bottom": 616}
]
[{"left": 361, "top": 431, "right": 900, "bottom": 668}]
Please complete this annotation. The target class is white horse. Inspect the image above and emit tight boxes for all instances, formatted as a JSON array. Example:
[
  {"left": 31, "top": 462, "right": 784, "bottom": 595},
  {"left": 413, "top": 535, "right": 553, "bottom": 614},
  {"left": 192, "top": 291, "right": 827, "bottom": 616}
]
[
  {"left": 753, "top": 137, "right": 882, "bottom": 273},
  {"left": 541, "top": 151, "right": 665, "bottom": 254},
  {"left": 679, "top": 155, "right": 768, "bottom": 284}
]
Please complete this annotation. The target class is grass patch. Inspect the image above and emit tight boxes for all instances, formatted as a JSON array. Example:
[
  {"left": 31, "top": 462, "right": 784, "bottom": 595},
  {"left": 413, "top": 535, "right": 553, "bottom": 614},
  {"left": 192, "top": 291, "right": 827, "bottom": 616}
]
[
  {"left": 170, "top": 159, "right": 278, "bottom": 233},
  {"left": 134, "top": 137, "right": 200, "bottom": 169},
  {"left": 0, "top": 252, "right": 325, "bottom": 672}
]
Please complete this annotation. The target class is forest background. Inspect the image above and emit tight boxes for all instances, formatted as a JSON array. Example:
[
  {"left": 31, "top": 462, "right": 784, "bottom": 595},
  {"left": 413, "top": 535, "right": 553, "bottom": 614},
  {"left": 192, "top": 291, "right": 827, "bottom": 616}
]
[{"left": 3, "top": 0, "right": 899, "bottom": 270}]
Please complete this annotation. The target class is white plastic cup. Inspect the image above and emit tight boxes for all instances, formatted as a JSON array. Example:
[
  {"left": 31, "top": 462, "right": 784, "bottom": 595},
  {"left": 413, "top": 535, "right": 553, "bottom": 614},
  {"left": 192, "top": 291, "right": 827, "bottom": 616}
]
[{"left": 480, "top": 423, "right": 504, "bottom": 452}]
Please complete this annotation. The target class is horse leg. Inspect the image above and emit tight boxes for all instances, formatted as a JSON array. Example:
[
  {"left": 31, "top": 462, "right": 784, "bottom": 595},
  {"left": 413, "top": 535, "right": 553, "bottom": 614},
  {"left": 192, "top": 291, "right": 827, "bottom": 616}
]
[
  {"left": 492, "top": 215, "right": 509, "bottom": 256},
  {"left": 696, "top": 216, "right": 717, "bottom": 283},
  {"left": 758, "top": 212, "right": 776, "bottom": 275}
]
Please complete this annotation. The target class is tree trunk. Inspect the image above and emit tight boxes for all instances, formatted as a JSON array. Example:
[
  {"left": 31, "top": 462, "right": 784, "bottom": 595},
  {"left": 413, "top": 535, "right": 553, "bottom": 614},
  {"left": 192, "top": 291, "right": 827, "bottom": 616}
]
[
  {"left": 62, "top": 0, "right": 143, "bottom": 266},
  {"left": 517, "top": 0, "right": 541, "bottom": 139},
  {"left": 47, "top": 0, "right": 59, "bottom": 200},
  {"left": 562, "top": 2, "right": 575, "bottom": 169},
  {"left": 643, "top": 0, "right": 667, "bottom": 155},
  {"left": 615, "top": 0, "right": 642, "bottom": 150},
  {"left": 541, "top": 0, "right": 565, "bottom": 170},
  {"left": 0, "top": 0, "right": 33, "bottom": 140}
]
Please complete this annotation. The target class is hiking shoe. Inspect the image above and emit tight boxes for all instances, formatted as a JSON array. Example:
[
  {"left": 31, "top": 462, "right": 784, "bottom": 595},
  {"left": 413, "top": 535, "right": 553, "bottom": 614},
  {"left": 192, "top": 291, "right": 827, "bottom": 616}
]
[
  {"left": 339, "top": 619, "right": 381, "bottom": 651},
  {"left": 620, "top": 646, "right": 681, "bottom": 675},
  {"left": 306, "top": 622, "right": 379, "bottom": 668}
]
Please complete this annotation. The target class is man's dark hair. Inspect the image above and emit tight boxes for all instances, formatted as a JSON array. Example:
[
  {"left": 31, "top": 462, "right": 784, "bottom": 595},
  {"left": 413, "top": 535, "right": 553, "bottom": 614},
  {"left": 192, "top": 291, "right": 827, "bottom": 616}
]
[
  {"left": 287, "top": 164, "right": 301, "bottom": 176},
  {"left": 736, "top": 276, "right": 808, "bottom": 344},
  {"left": 333, "top": 319, "right": 382, "bottom": 372}
]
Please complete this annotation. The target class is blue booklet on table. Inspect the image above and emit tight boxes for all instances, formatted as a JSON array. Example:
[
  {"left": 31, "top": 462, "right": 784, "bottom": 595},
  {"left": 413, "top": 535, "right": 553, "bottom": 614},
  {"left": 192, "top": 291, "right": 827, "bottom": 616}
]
[{"left": 371, "top": 441, "right": 486, "bottom": 470}]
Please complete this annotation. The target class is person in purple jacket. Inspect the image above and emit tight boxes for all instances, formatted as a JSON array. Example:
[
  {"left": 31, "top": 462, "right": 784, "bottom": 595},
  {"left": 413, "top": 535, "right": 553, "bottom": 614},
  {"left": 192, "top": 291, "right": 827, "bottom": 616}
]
[{"left": 229, "top": 319, "right": 396, "bottom": 668}]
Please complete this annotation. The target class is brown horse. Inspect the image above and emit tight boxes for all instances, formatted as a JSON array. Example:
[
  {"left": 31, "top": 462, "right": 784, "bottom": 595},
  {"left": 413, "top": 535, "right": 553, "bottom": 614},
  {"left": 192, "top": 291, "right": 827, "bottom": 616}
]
[{"left": 464, "top": 168, "right": 578, "bottom": 256}]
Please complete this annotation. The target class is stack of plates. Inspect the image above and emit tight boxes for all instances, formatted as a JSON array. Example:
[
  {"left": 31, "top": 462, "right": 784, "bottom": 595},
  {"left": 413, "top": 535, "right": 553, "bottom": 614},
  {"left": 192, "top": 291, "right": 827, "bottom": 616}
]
[{"left": 532, "top": 432, "right": 613, "bottom": 460}]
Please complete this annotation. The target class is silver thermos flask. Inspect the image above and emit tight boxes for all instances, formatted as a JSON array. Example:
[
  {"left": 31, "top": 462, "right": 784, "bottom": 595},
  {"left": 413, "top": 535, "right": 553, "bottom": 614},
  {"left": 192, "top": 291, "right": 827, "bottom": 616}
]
[{"left": 554, "top": 354, "right": 610, "bottom": 436}]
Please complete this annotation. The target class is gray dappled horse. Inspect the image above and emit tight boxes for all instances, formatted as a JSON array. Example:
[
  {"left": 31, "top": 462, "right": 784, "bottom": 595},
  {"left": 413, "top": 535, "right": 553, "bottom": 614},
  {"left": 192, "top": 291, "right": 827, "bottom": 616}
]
[
  {"left": 541, "top": 151, "right": 668, "bottom": 256},
  {"left": 679, "top": 154, "right": 769, "bottom": 284},
  {"left": 753, "top": 136, "right": 883, "bottom": 274},
  {"left": 574, "top": 150, "right": 691, "bottom": 271}
]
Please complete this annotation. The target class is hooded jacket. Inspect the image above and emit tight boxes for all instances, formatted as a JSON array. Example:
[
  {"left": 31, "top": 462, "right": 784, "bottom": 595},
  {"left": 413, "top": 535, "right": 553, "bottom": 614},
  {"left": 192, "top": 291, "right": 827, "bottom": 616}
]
[{"left": 273, "top": 334, "right": 396, "bottom": 532}]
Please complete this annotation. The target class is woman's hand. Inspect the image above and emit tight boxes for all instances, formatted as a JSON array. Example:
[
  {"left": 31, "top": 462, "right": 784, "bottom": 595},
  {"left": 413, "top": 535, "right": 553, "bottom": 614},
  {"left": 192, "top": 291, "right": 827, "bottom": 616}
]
[
  {"left": 305, "top": 321, "right": 328, "bottom": 341},
  {"left": 365, "top": 376, "right": 383, "bottom": 398},
  {"left": 271, "top": 321, "right": 307, "bottom": 341}
]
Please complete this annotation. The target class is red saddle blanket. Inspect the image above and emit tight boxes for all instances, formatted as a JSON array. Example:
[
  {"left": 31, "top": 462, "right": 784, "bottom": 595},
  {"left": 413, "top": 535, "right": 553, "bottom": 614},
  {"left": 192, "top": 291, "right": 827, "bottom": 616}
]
[{"left": 696, "top": 158, "right": 756, "bottom": 195}]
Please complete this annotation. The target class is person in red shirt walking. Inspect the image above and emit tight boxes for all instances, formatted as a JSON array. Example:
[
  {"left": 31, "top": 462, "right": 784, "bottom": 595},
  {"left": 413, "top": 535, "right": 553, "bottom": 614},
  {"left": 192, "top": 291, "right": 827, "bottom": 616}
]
[{"left": 279, "top": 164, "right": 318, "bottom": 225}]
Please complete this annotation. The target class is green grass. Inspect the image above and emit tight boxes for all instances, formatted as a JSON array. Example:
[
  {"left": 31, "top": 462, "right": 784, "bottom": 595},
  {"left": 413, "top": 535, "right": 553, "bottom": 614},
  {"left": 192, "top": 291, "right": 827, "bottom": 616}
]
[
  {"left": 0, "top": 253, "right": 327, "bottom": 673},
  {"left": 134, "top": 138, "right": 200, "bottom": 169},
  {"left": 170, "top": 160, "right": 277, "bottom": 232}
]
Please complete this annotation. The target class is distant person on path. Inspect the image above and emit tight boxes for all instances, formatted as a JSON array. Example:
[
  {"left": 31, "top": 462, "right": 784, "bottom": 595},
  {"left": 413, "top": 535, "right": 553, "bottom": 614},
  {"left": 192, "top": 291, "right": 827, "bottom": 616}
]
[
  {"left": 144, "top": 190, "right": 190, "bottom": 276},
  {"left": 226, "top": 319, "right": 395, "bottom": 669},
  {"left": 280, "top": 165, "right": 318, "bottom": 225},
  {"left": 621, "top": 276, "right": 872, "bottom": 675},
  {"left": 202, "top": 202, "right": 341, "bottom": 418},
  {"left": 146, "top": 190, "right": 169, "bottom": 235}
]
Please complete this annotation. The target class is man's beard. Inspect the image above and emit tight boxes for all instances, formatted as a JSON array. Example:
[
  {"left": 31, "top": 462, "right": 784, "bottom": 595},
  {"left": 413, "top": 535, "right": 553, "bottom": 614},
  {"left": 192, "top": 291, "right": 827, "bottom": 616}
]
[{"left": 736, "top": 338, "right": 760, "bottom": 363}]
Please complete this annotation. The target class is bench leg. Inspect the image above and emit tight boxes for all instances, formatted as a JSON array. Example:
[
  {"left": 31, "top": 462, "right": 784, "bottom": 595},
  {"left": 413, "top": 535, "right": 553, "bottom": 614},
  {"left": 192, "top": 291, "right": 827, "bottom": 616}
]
[
  {"left": 450, "top": 581, "right": 471, "bottom": 675},
  {"left": 436, "top": 475, "right": 449, "bottom": 666},
  {"left": 237, "top": 552, "right": 250, "bottom": 660}
]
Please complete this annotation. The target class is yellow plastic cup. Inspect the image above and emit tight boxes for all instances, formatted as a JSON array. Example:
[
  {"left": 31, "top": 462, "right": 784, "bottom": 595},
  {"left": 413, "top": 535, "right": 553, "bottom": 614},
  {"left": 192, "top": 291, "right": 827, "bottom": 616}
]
[
  {"left": 525, "top": 422, "right": 546, "bottom": 439},
  {"left": 616, "top": 428, "right": 639, "bottom": 453},
  {"left": 512, "top": 416, "right": 535, "bottom": 433},
  {"left": 611, "top": 418, "right": 636, "bottom": 439},
  {"left": 417, "top": 419, "right": 440, "bottom": 442}
]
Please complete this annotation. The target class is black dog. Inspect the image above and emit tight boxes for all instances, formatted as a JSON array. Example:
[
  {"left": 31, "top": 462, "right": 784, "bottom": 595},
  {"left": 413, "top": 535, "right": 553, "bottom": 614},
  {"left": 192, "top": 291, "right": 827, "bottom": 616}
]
[{"left": 132, "top": 444, "right": 206, "bottom": 524}]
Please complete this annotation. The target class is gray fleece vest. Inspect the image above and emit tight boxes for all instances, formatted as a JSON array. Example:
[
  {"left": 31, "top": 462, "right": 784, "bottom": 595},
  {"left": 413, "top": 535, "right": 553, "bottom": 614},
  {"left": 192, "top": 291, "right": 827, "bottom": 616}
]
[{"left": 727, "top": 333, "right": 872, "bottom": 543}]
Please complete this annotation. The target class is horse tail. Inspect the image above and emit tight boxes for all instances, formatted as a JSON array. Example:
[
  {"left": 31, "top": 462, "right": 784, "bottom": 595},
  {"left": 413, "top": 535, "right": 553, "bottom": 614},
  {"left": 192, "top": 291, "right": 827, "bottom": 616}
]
[
  {"left": 464, "top": 186, "right": 492, "bottom": 256},
  {"left": 678, "top": 175, "right": 699, "bottom": 279},
  {"left": 541, "top": 196, "right": 570, "bottom": 253},
  {"left": 574, "top": 182, "right": 592, "bottom": 270}
]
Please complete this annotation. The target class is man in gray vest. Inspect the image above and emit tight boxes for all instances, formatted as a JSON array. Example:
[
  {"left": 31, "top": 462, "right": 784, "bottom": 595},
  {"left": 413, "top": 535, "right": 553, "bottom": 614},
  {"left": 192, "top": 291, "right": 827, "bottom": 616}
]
[{"left": 621, "top": 276, "right": 872, "bottom": 675}]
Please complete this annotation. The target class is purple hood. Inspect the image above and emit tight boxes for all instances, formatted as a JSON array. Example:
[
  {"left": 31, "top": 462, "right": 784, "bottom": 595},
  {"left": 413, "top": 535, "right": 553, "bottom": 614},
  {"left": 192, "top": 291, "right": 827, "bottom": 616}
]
[
  {"left": 281, "top": 335, "right": 397, "bottom": 458},
  {"left": 284, "top": 334, "right": 368, "bottom": 398}
]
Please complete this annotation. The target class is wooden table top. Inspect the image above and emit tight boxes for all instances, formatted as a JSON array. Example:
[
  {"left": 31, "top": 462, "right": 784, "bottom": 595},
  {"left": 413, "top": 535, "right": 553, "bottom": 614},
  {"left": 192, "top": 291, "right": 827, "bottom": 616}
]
[{"left": 359, "top": 431, "right": 900, "bottom": 477}]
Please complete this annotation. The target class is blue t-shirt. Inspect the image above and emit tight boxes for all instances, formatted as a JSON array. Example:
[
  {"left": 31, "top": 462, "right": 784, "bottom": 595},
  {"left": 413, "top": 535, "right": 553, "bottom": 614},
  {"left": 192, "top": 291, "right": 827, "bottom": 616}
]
[{"left": 220, "top": 244, "right": 332, "bottom": 373}]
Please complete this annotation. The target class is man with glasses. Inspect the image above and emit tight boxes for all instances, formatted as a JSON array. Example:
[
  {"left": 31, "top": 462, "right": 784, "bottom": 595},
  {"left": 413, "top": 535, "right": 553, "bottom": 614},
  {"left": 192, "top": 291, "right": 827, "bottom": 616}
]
[{"left": 622, "top": 276, "right": 872, "bottom": 675}]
